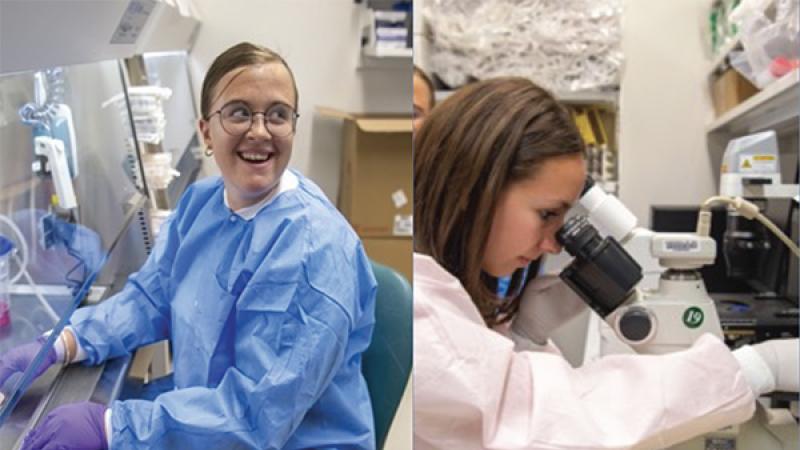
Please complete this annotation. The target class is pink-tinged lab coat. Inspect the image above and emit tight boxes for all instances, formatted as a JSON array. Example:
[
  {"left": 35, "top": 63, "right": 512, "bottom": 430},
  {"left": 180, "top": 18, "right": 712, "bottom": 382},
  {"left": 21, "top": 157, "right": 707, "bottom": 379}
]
[{"left": 413, "top": 253, "right": 756, "bottom": 450}]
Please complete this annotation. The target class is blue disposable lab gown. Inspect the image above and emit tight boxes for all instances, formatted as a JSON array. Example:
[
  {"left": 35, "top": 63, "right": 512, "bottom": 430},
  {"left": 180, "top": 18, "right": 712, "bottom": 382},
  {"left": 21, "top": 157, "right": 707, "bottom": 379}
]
[{"left": 69, "top": 171, "right": 377, "bottom": 449}]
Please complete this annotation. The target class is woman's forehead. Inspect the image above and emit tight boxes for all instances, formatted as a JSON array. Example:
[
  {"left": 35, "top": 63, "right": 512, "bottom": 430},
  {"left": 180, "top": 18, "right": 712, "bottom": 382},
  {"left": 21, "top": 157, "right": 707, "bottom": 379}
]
[
  {"left": 511, "top": 155, "right": 586, "bottom": 201},
  {"left": 213, "top": 63, "right": 295, "bottom": 104}
]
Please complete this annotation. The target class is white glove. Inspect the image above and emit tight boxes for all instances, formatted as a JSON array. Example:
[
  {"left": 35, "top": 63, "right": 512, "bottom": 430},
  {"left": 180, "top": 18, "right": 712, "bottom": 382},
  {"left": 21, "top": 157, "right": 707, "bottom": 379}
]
[
  {"left": 733, "top": 338, "right": 799, "bottom": 396},
  {"left": 510, "top": 275, "right": 588, "bottom": 346}
]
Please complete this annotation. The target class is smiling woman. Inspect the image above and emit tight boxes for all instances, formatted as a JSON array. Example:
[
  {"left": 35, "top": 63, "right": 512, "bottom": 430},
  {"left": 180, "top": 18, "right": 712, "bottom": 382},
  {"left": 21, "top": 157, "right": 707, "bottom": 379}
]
[
  {"left": 198, "top": 46, "right": 299, "bottom": 210},
  {"left": 15, "top": 42, "right": 378, "bottom": 450}
]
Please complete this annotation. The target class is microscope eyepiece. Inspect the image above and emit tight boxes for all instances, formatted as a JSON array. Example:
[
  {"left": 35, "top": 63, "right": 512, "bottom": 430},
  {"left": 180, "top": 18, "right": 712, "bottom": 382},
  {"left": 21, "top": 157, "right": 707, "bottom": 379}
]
[
  {"left": 557, "top": 216, "right": 643, "bottom": 317},
  {"left": 557, "top": 215, "right": 599, "bottom": 259}
]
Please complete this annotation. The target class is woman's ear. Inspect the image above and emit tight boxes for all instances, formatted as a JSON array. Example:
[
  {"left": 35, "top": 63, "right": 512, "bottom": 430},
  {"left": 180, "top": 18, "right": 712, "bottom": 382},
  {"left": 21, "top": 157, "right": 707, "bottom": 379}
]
[{"left": 198, "top": 118, "right": 212, "bottom": 149}]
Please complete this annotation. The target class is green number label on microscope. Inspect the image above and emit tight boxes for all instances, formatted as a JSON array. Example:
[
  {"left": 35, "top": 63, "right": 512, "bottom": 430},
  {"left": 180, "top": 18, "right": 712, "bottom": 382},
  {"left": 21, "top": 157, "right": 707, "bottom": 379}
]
[{"left": 683, "top": 307, "right": 704, "bottom": 329}]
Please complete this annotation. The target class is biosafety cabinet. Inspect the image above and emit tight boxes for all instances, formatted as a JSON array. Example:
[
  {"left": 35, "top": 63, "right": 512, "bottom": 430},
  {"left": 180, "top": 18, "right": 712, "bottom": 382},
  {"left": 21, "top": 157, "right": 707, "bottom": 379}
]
[{"left": 0, "top": 1, "right": 201, "bottom": 447}]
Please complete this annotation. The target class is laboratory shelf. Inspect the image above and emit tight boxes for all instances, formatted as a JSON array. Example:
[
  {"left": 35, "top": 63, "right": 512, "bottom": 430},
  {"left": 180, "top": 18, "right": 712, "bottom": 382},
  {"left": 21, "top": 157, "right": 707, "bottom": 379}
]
[
  {"left": 706, "top": 69, "right": 799, "bottom": 135},
  {"left": 435, "top": 88, "right": 619, "bottom": 107},
  {"left": 355, "top": 0, "right": 402, "bottom": 6},
  {"left": 363, "top": 47, "right": 413, "bottom": 58},
  {"left": 556, "top": 89, "right": 619, "bottom": 107},
  {"left": 356, "top": 0, "right": 411, "bottom": 70},
  {"left": 358, "top": 48, "right": 412, "bottom": 70},
  {"left": 707, "top": 36, "right": 741, "bottom": 76}
]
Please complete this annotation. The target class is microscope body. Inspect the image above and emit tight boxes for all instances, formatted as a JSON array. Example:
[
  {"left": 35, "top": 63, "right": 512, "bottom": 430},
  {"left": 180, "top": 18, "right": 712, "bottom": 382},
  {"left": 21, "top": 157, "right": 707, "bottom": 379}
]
[
  {"left": 562, "top": 178, "right": 724, "bottom": 355},
  {"left": 610, "top": 269, "right": 722, "bottom": 355},
  {"left": 559, "top": 212, "right": 723, "bottom": 354}
]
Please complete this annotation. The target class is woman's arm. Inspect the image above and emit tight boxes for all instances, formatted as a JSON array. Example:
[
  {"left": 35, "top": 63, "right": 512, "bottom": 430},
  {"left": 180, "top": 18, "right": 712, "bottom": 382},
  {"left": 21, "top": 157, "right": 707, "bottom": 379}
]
[
  {"left": 67, "top": 186, "right": 190, "bottom": 364},
  {"left": 414, "top": 288, "right": 756, "bottom": 450},
  {"left": 110, "top": 285, "right": 360, "bottom": 449}
]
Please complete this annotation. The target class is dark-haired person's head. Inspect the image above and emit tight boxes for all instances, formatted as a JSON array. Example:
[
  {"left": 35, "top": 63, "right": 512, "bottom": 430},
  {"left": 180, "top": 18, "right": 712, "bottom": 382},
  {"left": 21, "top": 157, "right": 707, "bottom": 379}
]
[{"left": 414, "top": 77, "right": 586, "bottom": 325}]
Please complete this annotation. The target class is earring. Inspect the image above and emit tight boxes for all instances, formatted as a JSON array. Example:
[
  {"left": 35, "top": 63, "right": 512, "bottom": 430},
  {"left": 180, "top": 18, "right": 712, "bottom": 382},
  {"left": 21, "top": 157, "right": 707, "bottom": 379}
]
[{"left": 204, "top": 147, "right": 214, "bottom": 157}]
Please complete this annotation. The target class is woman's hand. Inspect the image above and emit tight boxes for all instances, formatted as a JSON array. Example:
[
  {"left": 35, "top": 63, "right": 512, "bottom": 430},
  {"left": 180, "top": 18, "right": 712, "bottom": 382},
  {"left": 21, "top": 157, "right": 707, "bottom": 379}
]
[
  {"left": 734, "top": 338, "right": 799, "bottom": 395},
  {"left": 22, "top": 401, "right": 108, "bottom": 450},
  {"left": 0, "top": 338, "right": 57, "bottom": 390},
  {"left": 510, "top": 275, "right": 587, "bottom": 346}
]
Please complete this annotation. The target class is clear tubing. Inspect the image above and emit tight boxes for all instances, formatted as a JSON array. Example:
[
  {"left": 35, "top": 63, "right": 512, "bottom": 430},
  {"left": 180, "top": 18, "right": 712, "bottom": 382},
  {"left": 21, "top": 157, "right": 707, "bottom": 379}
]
[{"left": 0, "top": 214, "right": 29, "bottom": 285}]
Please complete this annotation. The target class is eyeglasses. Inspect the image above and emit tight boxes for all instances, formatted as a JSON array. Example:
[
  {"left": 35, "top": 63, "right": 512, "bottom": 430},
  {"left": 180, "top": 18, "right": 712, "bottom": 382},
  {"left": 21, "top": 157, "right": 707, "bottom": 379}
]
[{"left": 207, "top": 101, "right": 299, "bottom": 138}]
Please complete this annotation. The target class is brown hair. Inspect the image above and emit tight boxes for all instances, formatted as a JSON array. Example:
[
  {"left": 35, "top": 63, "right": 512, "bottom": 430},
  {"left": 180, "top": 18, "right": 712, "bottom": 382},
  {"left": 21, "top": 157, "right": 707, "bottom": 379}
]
[
  {"left": 200, "top": 42, "right": 299, "bottom": 118},
  {"left": 414, "top": 77, "right": 585, "bottom": 326},
  {"left": 414, "top": 65, "right": 435, "bottom": 108}
]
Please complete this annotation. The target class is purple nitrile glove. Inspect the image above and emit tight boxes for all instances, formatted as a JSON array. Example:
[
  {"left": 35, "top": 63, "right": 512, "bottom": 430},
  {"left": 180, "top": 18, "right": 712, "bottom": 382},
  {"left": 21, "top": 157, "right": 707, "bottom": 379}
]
[
  {"left": 0, "top": 337, "right": 57, "bottom": 389},
  {"left": 21, "top": 401, "right": 108, "bottom": 450}
]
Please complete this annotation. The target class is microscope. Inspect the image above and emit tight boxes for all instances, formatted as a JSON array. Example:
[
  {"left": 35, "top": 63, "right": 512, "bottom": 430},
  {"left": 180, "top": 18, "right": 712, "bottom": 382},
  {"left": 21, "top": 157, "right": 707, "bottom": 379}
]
[
  {"left": 552, "top": 135, "right": 799, "bottom": 448},
  {"left": 558, "top": 178, "right": 722, "bottom": 354},
  {"left": 561, "top": 165, "right": 798, "bottom": 355}
]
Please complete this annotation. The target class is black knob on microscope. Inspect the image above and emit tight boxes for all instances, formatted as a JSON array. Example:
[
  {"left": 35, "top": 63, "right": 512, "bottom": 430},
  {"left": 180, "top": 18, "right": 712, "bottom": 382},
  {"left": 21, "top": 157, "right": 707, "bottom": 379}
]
[{"left": 618, "top": 307, "right": 653, "bottom": 343}]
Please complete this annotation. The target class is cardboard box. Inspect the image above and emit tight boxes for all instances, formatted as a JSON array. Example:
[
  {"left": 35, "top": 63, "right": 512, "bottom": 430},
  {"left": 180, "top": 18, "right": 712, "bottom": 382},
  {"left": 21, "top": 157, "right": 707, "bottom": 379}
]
[
  {"left": 711, "top": 68, "right": 759, "bottom": 117},
  {"left": 317, "top": 107, "right": 412, "bottom": 238},
  {"left": 362, "top": 236, "right": 413, "bottom": 283}
]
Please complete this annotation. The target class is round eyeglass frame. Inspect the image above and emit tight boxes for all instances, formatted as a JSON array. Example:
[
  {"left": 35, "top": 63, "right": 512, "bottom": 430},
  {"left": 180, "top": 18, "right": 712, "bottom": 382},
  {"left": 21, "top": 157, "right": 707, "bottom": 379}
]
[{"left": 206, "top": 102, "right": 300, "bottom": 138}]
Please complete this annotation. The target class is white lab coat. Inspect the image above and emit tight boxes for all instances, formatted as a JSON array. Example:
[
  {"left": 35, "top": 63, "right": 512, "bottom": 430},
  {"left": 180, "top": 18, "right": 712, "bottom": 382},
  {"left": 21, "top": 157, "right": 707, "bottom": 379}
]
[{"left": 413, "top": 253, "right": 756, "bottom": 450}]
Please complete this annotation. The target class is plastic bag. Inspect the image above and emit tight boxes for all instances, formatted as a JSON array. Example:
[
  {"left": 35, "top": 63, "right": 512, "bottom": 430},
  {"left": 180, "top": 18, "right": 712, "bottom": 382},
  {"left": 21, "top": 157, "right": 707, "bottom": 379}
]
[
  {"left": 729, "top": 0, "right": 799, "bottom": 87},
  {"left": 422, "top": 0, "right": 623, "bottom": 93}
]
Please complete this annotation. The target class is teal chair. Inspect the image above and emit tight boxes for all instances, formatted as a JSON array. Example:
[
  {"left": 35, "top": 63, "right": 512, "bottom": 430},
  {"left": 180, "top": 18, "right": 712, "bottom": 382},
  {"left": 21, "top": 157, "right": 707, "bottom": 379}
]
[{"left": 362, "top": 260, "right": 413, "bottom": 449}]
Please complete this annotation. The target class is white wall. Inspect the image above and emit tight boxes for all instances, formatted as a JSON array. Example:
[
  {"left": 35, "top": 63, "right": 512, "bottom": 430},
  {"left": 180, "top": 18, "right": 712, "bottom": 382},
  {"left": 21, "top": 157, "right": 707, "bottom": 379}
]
[
  {"left": 188, "top": 0, "right": 412, "bottom": 201},
  {"left": 618, "top": 0, "right": 717, "bottom": 226}
]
